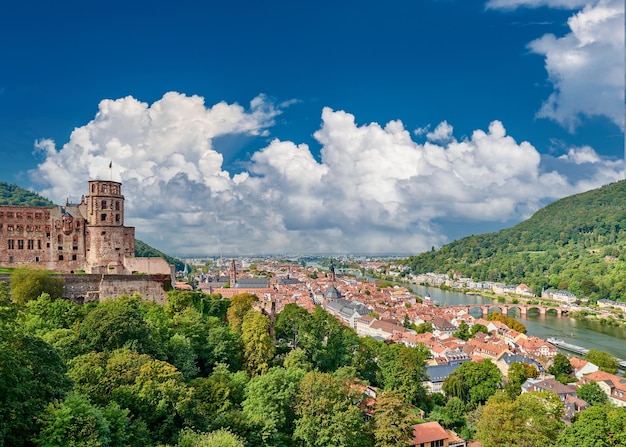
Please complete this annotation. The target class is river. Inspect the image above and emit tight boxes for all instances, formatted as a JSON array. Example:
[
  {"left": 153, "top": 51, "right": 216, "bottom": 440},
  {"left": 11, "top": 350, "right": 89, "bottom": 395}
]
[{"left": 407, "top": 284, "right": 626, "bottom": 361}]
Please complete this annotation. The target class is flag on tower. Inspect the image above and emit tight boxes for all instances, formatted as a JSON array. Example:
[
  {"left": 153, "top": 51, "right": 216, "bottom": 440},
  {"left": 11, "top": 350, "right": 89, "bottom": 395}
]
[{"left": 109, "top": 161, "right": 112, "bottom": 169}]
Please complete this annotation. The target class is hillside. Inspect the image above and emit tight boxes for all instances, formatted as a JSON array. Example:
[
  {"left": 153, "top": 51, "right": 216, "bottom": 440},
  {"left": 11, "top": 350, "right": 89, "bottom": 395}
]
[
  {"left": 0, "top": 181, "right": 183, "bottom": 271},
  {"left": 0, "top": 182, "right": 55, "bottom": 206},
  {"left": 403, "top": 180, "right": 626, "bottom": 302}
]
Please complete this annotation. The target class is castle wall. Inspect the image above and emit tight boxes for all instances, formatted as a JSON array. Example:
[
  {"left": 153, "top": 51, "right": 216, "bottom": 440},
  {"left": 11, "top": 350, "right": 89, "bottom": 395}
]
[
  {"left": 99, "top": 274, "right": 171, "bottom": 304},
  {"left": 0, "top": 273, "right": 171, "bottom": 304},
  {"left": 0, "top": 180, "right": 174, "bottom": 293},
  {"left": 0, "top": 205, "right": 88, "bottom": 272}
]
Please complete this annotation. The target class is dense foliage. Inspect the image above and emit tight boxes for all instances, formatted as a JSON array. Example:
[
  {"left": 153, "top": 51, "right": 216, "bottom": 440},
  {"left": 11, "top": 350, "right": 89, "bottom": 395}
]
[
  {"left": 0, "top": 182, "right": 55, "bottom": 206},
  {"left": 2, "top": 279, "right": 624, "bottom": 446},
  {"left": 0, "top": 285, "right": 431, "bottom": 447},
  {"left": 402, "top": 180, "right": 626, "bottom": 302}
]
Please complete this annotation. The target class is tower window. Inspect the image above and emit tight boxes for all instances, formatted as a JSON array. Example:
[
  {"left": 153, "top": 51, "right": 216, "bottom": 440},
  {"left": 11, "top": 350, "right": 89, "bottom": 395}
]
[
  {"left": 115, "top": 201, "right": 120, "bottom": 210},
  {"left": 58, "top": 234, "right": 62, "bottom": 244},
  {"left": 115, "top": 214, "right": 120, "bottom": 222},
  {"left": 101, "top": 213, "right": 107, "bottom": 222},
  {"left": 101, "top": 200, "right": 107, "bottom": 209}
]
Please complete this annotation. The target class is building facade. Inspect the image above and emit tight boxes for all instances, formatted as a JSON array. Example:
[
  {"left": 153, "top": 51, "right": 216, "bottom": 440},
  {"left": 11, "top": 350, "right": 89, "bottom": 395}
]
[{"left": 0, "top": 180, "right": 170, "bottom": 277}]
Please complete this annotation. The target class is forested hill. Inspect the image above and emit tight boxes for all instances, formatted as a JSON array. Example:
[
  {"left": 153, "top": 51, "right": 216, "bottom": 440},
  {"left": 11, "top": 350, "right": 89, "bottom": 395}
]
[
  {"left": 0, "top": 181, "right": 55, "bottom": 206},
  {"left": 402, "top": 180, "right": 626, "bottom": 302},
  {"left": 0, "top": 181, "right": 183, "bottom": 271}
]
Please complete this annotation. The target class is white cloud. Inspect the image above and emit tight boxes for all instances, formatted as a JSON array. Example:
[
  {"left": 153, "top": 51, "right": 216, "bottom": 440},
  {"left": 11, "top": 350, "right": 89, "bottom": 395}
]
[
  {"left": 489, "top": 0, "right": 625, "bottom": 131},
  {"left": 31, "top": 93, "right": 622, "bottom": 256},
  {"left": 558, "top": 145, "right": 601, "bottom": 164},
  {"left": 426, "top": 121, "right": 454, "bottom": 143}
]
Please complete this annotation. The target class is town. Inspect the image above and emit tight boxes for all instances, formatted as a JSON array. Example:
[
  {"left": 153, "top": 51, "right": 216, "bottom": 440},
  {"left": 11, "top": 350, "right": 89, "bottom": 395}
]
[{"left": 169, "top": 256, "right": 626, "bottom": 445}]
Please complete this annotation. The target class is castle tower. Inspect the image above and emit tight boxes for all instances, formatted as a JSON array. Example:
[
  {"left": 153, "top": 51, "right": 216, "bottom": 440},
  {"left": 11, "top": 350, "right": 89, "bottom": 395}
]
[
  {"left": 80, "top": 180, "right": 135, "bottom": 273},
  {"left": 230, "top": 259, "right": 237, "bottom": 286}
]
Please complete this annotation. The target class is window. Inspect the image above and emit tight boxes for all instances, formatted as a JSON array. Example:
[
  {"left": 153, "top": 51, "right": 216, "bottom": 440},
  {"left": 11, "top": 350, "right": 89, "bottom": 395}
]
[
  {"left": 91, "top": 184, "right": 95, "bottom": 193},
  {"left": 115, "top": 214, "right": 120, "bottom": 222},
  {"left": 9, "top": 256, "right": 13, "bottom": 263},
  {"left": 58, "top": 234, "right": 62, "bottom": 244},
  {"left": 17, "top": 240, "right": 24, "bottom": 250},
  {"left": 35, "top": 256, "right": 39, "bottom": 262},
  {"left": 72, "top": 254, "right": 77, "bottom": 261},
  {"left": 27, "top": 240, "right": 34, "bottom": 250},
  {"left": 38, "top": 240, "right": 42, "bottom": 249},
  {"left": 115, "top": 201, "right": 120, "bottom": 210},
  {"left": 58, "top": 255, "right": 64, "bottom": 261},
  {"left": 7, "top": 225, "right": 13, "bottom": 232},
  {"left": 6, "top": 212, "right": 13, "bottom": 218},
  {"left": 7, "top": 240, "right": 14, "bottom": 250},
  {"left": 101, "top": 213, "right": 107, "bottom": 222},
  {"left": 101, "top": 200, "right": 107, "bottom": 209}
]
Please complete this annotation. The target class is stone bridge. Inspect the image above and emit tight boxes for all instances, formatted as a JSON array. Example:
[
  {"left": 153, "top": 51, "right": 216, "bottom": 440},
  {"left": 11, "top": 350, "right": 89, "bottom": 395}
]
[{"left": 440, "top": 303, "right": 570, "bottom": 318}]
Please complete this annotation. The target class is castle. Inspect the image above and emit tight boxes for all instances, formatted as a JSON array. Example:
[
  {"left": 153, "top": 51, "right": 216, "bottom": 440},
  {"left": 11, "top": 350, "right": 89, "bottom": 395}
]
[{"left": 0, "top": 180, "right": 173, "bottom": 302}]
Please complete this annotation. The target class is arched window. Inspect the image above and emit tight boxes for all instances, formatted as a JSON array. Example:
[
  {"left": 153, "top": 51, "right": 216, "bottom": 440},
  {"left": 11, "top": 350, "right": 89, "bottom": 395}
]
[
  {"left": 101, "top": 200, "right": 107, "bottom": 209},
  {"left": 101, "top": 213, "right": 107, "bottom": 222}
]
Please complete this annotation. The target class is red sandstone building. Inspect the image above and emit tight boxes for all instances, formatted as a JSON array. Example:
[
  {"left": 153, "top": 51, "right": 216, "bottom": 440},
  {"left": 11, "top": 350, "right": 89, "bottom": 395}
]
[{"left": 0, "top": 180, "right": 169, "bottom": 277}]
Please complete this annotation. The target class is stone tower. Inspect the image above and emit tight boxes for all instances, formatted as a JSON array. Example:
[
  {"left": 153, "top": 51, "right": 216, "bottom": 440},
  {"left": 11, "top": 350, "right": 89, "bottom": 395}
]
[
  {"left": 80, "top": 180, "right": 135, "bottom": 273},
  {"left": 230, "top": 259, "right": 237, "bottom": 287}
]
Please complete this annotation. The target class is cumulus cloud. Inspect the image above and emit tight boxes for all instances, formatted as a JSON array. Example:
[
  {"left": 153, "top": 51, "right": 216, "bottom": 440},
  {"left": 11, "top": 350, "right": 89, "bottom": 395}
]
[
  {"left": 30, "top": 93, "right": 622, "bottom": 256},
  {"left": 489, "top": 0, "right": 625, "bottom": 131}
]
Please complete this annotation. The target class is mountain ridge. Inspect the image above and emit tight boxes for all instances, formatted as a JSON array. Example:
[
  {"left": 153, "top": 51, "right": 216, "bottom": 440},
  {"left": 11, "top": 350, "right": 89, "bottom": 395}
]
[{"left": 402, "top": 180, "right": 626, "bottom": 302}]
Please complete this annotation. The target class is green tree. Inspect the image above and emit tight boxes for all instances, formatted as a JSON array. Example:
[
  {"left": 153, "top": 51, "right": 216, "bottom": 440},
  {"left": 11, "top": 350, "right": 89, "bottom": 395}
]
[
  {"left": 576, "top": 381, "right": 609, "bottom": 406},
  {"left": 470, "top": 323, "right": 488, "bottom": 336},
  {"left": 585, "top": 349, "right": 620, "bottom": 375},
  {"left": 378, "top": 343, "right": 428, "bottom": 407},
  {"left": 294, "top": 371, "right": 370, "bottom": 447},
  {"left": 372, "top": 390, "right": 414, "bottom": 447},
  {"left": 413, "top": 322, "right": 433, "bottom": 334},
  {"left": 227, "top": 293, "right": 258, "bottom": 333},
  {"left": 23, "top": 292, "right": 85, "bottom": 336},
  {"left": 504, "top": 362, "right": 538, "bottom": 399},
  {"left": 242, "top": 367, "right": 305, "bottom": 446},
  {"left": 241, "top": 311, "right": 275, "bottom": 376},
  {"left": 442, "top": 360, "right": 502, "bottom": 408},
  {"left": 10, "top": 269, "right": 64, "bottom": 304},
  {"left": 476, "top": 391, "right": 565, "bottom": 447},
  {"left": 0, "top": 328, "right": 71, "bottom": 447},
  {"left": 36, "top": 392, "right": 111, "bottom": 447},
  {"left": 177, "top": 428, "right": 245, "bottom": 447},
  {"left": 548, "top": 353, "right": 574, "bottom": 383},
  {"left": 78, "top": 295, "right": 152, "bottom": 353},
  {"left": 452, "top": 321, "right": 471, "bottom": 341},
  {"left": 555, "top": 404, "right": 626, "bottom": 447}
]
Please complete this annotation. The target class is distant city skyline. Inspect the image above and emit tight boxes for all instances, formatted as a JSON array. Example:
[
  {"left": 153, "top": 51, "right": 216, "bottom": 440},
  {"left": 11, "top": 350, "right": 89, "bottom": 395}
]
[{"left": 0, "top": 0, "right": 623, "bottom": 256}]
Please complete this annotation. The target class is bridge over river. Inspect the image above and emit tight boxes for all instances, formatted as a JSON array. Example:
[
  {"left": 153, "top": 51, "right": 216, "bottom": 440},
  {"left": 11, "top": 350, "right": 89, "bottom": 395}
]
[{"left": 439, "top": 303, "right": 570, "bottom": 318}]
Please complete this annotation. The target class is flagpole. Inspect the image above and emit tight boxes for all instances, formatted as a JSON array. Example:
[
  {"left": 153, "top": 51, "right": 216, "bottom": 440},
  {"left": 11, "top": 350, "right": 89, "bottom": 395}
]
[{"left": 109, "top": 161, "right": 113, "bottom": 181}]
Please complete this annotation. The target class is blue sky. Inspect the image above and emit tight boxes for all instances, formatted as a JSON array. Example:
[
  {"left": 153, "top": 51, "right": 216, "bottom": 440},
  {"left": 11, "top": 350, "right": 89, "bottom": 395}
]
[{"left": 0, "top": 0, "right": 623, "bottom": 256}]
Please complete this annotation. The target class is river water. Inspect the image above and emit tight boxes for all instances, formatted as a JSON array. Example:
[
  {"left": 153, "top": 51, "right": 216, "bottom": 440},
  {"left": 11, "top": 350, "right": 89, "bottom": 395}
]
[{"left": 407, "top": 284, "right": 626, "bottom": 360}]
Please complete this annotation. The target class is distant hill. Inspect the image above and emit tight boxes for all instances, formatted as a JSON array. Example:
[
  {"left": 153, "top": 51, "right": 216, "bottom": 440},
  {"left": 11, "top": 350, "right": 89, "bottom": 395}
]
[
  {"left": 0, "top": 181, "right": 183, "bottom": 271},
  {"left": 402, "top": 180, "right": 626, "bottom": 302},
  {"left": 0, "top": 182, "right": 55, "bottom": 206}
]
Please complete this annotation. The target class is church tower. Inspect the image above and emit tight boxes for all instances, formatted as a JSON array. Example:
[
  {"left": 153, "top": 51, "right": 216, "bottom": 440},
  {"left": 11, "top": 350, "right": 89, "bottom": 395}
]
[{"left": 80, "top": 180, "right": 135, "bottom": 273}]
